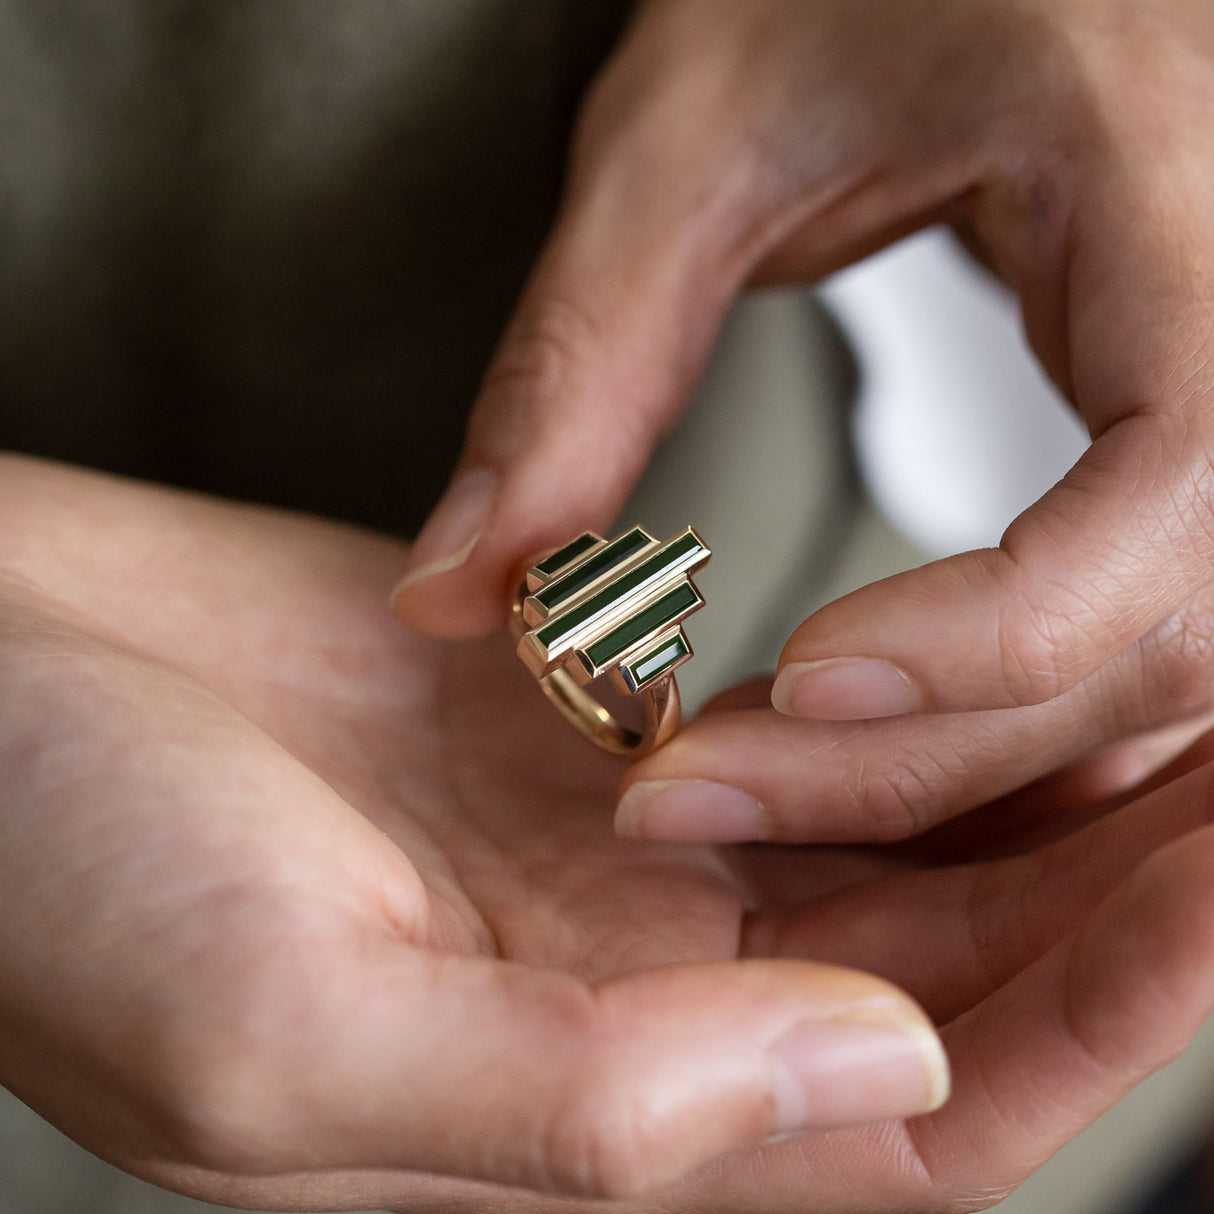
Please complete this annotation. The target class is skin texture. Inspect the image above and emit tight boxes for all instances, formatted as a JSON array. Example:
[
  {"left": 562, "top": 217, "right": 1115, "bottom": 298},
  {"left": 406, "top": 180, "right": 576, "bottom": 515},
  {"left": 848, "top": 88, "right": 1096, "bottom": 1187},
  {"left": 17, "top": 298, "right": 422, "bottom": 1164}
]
[
  {"left": 393, "top": 0, "right": 1214, "bottom": 845},
  {"left": 6, "top": 455, "right": 1214, "bottom": 1212},
  {"left": 8, "top": 3, "right": 1214, "bottom": 1208}
]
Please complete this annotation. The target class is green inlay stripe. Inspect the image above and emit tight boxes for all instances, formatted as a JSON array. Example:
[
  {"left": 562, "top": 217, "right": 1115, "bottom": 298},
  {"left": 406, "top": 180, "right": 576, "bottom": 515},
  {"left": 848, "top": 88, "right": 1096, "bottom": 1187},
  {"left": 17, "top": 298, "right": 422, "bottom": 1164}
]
[
  {"left": 584, "top": 583, "right": 699, "bottom": 670},
  {"left": 534, "top": 531, "right": 705, "bottom": 652},
  {"left": 534, "top": 528, "right": 651, "bottom": 613},
  {"left": 534, "top": 532, "right": 601, "bottom": 580},
  {"left": 627, "top": 633, "right": 689, "bottom": 688}
]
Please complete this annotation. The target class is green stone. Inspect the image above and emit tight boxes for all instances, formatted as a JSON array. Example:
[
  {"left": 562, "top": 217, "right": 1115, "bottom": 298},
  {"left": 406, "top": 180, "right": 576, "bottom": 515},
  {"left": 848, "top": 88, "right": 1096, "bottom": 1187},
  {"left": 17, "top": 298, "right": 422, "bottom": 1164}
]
[
  {"left": 622, "top": 631, "right": 690, "bottom": 692},
  {"left": 534, "top": 527, "right": 651, "bottom": 613},
  {"left": 583, "top": 582, "right": 700, "bottom": 671},
  {"left": 533, "top": 532, "right": 601, "bottom": 580},
  {"left": 534, "top": 531, "right": 704, "bottom": 654}
]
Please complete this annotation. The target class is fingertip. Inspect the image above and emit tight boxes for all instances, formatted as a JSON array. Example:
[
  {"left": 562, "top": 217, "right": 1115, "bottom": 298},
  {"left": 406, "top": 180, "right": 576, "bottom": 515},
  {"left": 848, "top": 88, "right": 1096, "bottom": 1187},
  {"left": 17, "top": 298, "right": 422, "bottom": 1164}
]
[
  {"left": 390, "top": 532, "right": 482, "bottom": 604},
  {"left": 614, "top": 778, "right": 771, "bottom": 842},
  {"left": 767, "top": 1011, "right": 950, "bottom": 1134},
  {"left": 595, "top": 961, "right": 950, "bottom": 1181},
  {"left": 390, "top": 560, "right": 513, "bottom": 639},
  {"left": 771, "top": 657, "right": 922, "bottom": 721},
  {"left": 391, "top": 466, "right": 508, "bottom": 636}
]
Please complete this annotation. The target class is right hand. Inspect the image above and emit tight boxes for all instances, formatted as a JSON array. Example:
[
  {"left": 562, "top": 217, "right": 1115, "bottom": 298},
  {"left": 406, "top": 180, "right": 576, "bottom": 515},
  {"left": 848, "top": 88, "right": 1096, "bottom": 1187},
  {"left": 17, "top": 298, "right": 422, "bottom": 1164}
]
[{"left": 393, "top": 0, "right": 1214, "bottom": 853}]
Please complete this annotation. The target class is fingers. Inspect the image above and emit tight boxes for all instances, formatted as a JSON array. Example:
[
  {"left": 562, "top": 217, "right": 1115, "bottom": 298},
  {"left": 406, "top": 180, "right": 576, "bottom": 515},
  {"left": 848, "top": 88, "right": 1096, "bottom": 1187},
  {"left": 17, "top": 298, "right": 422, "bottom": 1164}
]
[
  {"left": 390, "top": 19, "right": 758, "bottom": 639},
  {"left": 550, "top": 764, "right": 1214, "bottom": 1214},
  {"left": 618, "top": 585, "right": 1214, "bottom": 844},
  {"left": 389, "top": 0, "right": 988, "bottom": 641},
  {"left": 774, "top": 412, "right": 1214, "bottom": 722},
  {"left": 742, "top": 753, "right": 1214, "bottom": 1024},
  {"left": 773, "top": 41, "right": 1214, "bottom": 724},
  {"left": 388, "top": 191, "right": 729, "bottom": 639},
  {"left": 729, "top": 772, "right": 1214, "bottom": 1207},
  {"left": 156, "top": 949, "right": 948, "bottom": 1201},
  {"left": 0, "top": 576, "right": 946, "bottom": 1204},
  {"left": 915, "top": 819, "right": 1214, "bottom": 1198}
]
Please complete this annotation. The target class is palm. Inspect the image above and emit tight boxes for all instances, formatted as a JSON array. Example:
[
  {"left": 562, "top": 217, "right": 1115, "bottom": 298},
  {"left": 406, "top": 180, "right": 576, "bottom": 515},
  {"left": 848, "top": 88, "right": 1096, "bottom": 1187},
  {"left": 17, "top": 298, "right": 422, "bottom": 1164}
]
[
  {"left": 366, "top": 636, "right": 743, "bottom": 980},
  {"left": 3, "top": 460, "right": 1211, "bottom": 1214},
  {"left": 143, "top": 512, "right": 757, "bottom": 981}
]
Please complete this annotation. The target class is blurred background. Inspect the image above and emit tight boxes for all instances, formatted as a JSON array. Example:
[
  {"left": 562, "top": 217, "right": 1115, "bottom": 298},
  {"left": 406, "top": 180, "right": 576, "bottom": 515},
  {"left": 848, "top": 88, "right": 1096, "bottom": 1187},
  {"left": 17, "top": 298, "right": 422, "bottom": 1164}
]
[{"left": 0, "top": 3, "right": 1211, "bottom": 1211}]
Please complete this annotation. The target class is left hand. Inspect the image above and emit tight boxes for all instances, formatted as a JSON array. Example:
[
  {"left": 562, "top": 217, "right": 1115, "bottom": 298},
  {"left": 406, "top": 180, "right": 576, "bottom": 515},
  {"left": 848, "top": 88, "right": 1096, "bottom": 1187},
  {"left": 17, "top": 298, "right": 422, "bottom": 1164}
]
[
  {"left": 393, "top": 0, "right": 1214, "bottom": 844},
  {"left": 6, "top": 461, "right": 1214, "bottom": 1212}
]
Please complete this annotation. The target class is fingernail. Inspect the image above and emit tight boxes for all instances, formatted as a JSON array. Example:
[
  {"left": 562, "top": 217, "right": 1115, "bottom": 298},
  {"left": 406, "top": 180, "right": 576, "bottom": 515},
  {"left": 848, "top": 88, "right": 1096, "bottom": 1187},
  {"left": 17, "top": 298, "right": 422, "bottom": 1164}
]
[
  {"left": 614, "top": 779, "right": 769, "bottom": 842},
  {"left": 392, "top": 468, "right": 497, "bottom": 600},
  {"left": 771, "top": 658, "right": 921, "bottom": 720},
  {"left": 768, "top": 1013, "right": 949, "bottom": 1132}
]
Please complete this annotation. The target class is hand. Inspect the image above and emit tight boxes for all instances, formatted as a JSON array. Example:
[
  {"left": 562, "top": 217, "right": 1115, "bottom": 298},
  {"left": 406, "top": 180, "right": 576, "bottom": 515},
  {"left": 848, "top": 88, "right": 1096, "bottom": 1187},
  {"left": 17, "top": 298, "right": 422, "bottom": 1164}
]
[
  {"left": 392, "top": 0, "right": 1214, "bottom": 843},
  {"left": 4, "top": 457, "right": 1214, "bottom": 1213},
  {"left": 0, "top": 454, "right": 942, "bottom": 1209}
]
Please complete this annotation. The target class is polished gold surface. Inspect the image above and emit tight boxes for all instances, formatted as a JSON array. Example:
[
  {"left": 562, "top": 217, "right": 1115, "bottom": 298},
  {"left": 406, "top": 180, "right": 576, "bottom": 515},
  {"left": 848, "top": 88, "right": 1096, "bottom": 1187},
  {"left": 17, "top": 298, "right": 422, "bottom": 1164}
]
[{"left": 513, "top": 526, "right": 710, "bottom": 757}]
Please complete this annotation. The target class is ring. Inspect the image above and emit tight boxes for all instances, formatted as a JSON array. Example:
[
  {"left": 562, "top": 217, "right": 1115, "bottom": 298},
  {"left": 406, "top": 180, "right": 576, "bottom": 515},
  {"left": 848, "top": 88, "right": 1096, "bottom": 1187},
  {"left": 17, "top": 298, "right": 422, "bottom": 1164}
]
[{"left": 513, "top": 525, "right": 711, "bottom": 758}]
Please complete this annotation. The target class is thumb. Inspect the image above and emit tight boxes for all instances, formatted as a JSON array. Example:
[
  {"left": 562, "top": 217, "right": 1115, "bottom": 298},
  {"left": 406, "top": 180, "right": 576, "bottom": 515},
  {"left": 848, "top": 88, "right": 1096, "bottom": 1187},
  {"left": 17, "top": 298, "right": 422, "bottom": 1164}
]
[
  {"left": 770, "top": 146, "right": 1214, "bottom": 722},
  {"left": 391, "top": 60, "right": 759, "bottom": 638},
  {"left": 222, "top": 951, "right": 948, "bottom": 1200}
]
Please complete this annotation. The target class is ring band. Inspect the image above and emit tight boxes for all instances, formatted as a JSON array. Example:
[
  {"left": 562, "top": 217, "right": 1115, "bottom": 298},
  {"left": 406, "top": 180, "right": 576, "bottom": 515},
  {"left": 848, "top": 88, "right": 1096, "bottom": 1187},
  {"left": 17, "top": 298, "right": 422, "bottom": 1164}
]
[{"left": 513, "top": 525, "right": 711, "bottom": 758}]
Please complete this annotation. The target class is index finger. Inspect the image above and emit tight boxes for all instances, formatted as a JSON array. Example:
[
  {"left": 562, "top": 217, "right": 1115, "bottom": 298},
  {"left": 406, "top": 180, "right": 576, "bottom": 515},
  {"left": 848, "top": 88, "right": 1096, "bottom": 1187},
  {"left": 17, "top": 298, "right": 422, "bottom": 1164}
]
[{"left": 776, "top": 40, "right": 1214, "bottom": 722}]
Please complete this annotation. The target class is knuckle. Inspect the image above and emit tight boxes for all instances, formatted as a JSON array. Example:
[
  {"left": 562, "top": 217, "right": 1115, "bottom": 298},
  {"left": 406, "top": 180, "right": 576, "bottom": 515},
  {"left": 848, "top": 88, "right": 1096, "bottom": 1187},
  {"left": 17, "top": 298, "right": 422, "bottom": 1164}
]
[
  {"left": 472, "top": 296, "right": 604, "bottom": 460},
  {"left": 962, "top": 852, "right": 1043, "bottom": 1000},
  {"left": 483, "top": 297, "right": 600, "bottom": 406},
  {"left": 146, "top": 1040, "right": 287, "bottom": 1175},
  {"left": 526, "top": 992, "right": 678, "bottom": 1201},
  {"left": 1137, "top": 600, "right": 1214, "bottom": 724},
  {"left": 856, "top": 775, "right": 927, "bottom": 842},
  {"left": 537, "top": 1079, "right": 660, "bottom": 1200},
  {"left": 997, "top": 590, "right": 1107, "bottom": 707},
  {"left": 905, "top": 1120, "right": 1019, "bottom": 1212},
  {"left": 846, "top": 750, "right": 945, "bottom": 842}
]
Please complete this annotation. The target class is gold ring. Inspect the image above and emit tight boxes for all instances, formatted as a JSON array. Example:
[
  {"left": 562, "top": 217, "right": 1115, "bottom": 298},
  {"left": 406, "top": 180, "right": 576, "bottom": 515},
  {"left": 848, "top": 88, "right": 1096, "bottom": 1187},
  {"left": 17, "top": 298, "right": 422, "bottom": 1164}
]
[{"left": 513, "top": 525, "right": 710, "bottom": 758}]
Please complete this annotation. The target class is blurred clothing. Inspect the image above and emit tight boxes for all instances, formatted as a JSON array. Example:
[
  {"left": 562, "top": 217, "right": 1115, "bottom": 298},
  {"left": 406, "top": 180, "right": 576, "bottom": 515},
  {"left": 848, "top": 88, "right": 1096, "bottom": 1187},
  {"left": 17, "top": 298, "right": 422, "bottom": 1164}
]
[{"left": 0, "top": 0, "right": 627, "bottom": 534}]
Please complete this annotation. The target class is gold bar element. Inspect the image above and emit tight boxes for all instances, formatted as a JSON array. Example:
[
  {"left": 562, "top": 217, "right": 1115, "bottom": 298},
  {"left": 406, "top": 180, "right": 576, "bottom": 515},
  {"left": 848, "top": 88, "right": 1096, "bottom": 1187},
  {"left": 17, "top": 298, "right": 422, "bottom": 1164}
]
[
  {"left": 526, "top": 526, "right": 656, "bottom": 622},
  {"left": 517, "top": 526, "right": 709, "bottom": 677},
  {"left": 616, "top": 628, "right": 692, "bottom": 694},
  {"left": 575, "top": 581, "right": 701, "bottom": 680},
  {"left": 513, "top": 523, "right": 710, "bottom": 758},
  {"left": 526, "top": 532, "right": 606, "bottom": 592}
]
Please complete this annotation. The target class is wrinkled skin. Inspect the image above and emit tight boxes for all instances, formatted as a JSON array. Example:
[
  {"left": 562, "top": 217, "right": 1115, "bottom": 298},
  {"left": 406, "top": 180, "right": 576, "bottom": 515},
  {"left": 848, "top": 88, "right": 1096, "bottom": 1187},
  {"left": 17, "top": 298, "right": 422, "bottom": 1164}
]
[
  {"left": 5, "top": 456, "right": 1214, "bottom": 1213},
  {"left": 396, "top": 0, "right": 1214, "bottom": 848}
]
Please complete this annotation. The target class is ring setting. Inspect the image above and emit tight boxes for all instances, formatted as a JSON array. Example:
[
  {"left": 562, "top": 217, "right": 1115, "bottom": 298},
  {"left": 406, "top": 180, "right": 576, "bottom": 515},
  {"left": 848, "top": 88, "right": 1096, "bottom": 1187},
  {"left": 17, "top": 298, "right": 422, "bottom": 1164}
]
[{"left": 513, "top": 525, "right": 711, "bottom": 757}]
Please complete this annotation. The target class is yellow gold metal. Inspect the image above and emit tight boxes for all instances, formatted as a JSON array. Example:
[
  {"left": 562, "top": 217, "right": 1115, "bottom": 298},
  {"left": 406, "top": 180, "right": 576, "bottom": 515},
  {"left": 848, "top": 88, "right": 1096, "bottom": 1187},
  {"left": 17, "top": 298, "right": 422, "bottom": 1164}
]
[{"left": 513, "top": 526, "right": 710, "bottom": 758}]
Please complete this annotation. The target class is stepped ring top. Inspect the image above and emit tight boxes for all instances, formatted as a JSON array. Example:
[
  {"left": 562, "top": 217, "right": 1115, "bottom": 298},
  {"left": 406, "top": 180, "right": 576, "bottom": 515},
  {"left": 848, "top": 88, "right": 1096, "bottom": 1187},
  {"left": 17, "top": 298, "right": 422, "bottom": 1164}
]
[{"left": 513, "top": 525, "right": 711, "bottom": 758}]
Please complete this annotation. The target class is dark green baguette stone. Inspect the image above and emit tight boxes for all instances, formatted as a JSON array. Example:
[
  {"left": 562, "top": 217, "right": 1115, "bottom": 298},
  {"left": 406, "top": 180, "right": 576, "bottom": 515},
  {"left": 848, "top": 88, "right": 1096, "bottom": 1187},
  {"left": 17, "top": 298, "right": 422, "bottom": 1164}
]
[
  {"left": 534, "top": 527, "right": 652, "bottom": 613},
  {"left": 624, "top": 632, "right": 690, "bottom": 690},
  {"left": 534, "top": 531, "right": 704, "bottom": 652},
  {"left": 533, "top": 532, "right": 601, "bottom": 580},
  {"left": 583, "top": 582, "right": 699, "bottom": 670}
]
